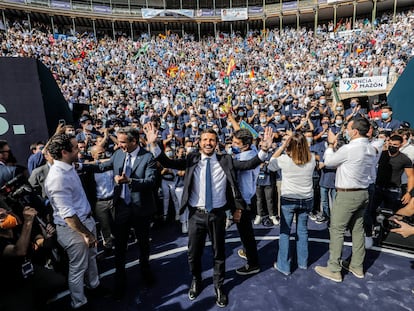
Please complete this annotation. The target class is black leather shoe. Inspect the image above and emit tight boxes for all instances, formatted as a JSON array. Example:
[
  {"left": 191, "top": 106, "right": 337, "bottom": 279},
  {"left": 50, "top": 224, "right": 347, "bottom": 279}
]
[
  {"left": 215, "top": 287, "right": 228, "bottom": 308},
  {"left": 188, "top": 279, "right": 202, "bottom": 301},
  {"left": 85, "top": 285, "right": 112, "bottom": 298}
]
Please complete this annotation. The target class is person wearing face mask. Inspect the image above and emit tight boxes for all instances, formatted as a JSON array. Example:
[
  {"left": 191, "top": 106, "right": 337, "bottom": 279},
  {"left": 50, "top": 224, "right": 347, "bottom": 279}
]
[
  {"left": 162, "top": 117, "right": 184, "bottom": 149},
  {"left": 368, "top": 101, "right": 382, "bottom": 121},
  {"left": 85, "top": 145, "right": 115, "bottom": 256},
  {"left": 231, "top": 129, "right": 261, "bottom": 276},
  {"left": 287, "top": 100, "right": 305, "bottom": 127},
  {"left": 315, "top": 118, "right": 377, "bottom": 282},
  {"left": 366, "top": 135, "right": 414, "bottom": 236},
  {"left": 375, "top": 106, "right": 401, "bottom": 133},
  {"left": 0, "top": 205, "right": 66, "bottom": 311},
  {"left": 204, "top": 109, "right": 218, "bottom": 129},
  {"left": 345, "top": 98, "right": 366, "bottom": 122},
  {"left": 330, "top": 115, "right": 344, "bottom": 135},
  {"left": 247, "top": 99, "right": 260, "bottom": 125},
  {"left": 254, "top": 111, "right": 270, "bottom": 139},
  {"left": 271, "top": 111, "right": 290, "bottom": 135},
  {"left": 184, "top": 116, "right": 201, "bottom": 144},
  {"left": 396, "top": 129, "right": 414, "bottom": 195},
  {"left": 76, "top": 115, "right": 97, "bottom": 149}
]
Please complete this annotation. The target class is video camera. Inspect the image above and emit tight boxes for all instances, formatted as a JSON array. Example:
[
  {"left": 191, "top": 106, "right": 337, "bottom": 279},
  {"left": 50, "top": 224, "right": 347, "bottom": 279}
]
[
  {"left": 376, "top": 208, "right": 414, "bottom": 231},
  {"left": 376, "top": 208, "right": 414, "bottom": 253},
  {"left": 0, "top": 173, "right": 49, "bottom": 222}
]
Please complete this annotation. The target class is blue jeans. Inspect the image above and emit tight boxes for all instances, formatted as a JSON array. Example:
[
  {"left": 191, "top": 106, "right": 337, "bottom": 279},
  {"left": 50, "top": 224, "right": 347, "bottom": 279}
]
[
  {"left": 320, "top": 187, "right": 336, "bottom": 218},
  {"left": 277, "top": 197, "right": 313, "bottom": 274}
]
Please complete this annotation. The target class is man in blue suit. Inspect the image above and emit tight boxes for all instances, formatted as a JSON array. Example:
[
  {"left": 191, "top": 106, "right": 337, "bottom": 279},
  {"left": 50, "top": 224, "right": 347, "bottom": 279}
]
[{"left": 85, "top": 127, "right": 157, "bottom": 299}]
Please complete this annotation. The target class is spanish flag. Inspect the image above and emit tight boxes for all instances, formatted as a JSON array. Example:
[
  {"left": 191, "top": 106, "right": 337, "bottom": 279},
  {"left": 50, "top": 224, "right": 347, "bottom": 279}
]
[
  {"left": 249, "top": 69, "right": 255, "bottom": 79},
  {"left": 226, "top": 57, "right": 236, "bottom": 76},
  {"left": 166, "top": 65, "right": 178, "bottom": 77}
]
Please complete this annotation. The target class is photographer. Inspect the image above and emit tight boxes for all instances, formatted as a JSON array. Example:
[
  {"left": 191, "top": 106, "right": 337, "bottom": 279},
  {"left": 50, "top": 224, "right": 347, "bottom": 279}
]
[
  {"left": 0, "top": 140, "right": 27, "bottom": 187},
  {"left": 389, "top": 192, "right": 414, "bottom": 238},
  {"left": 0, "top": 205, "right": 66, "bottom": 311}
]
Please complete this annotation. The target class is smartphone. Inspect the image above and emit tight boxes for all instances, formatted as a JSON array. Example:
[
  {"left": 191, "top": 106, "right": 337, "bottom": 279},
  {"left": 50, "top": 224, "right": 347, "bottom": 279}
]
[{"left": 59, "top": 119, "right": 66, "bottom": 126}]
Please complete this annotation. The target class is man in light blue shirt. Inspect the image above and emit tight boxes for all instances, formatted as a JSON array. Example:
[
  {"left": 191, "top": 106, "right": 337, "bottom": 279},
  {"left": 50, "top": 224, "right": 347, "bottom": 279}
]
[{"left": 232, "top": 129, "right": 261, "bottom": 276}]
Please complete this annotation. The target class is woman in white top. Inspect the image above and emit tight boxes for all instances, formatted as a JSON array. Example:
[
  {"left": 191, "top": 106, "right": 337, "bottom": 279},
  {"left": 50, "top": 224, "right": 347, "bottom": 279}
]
[{"left": 268, "top": 132, "right": 316, "bottom": 275}]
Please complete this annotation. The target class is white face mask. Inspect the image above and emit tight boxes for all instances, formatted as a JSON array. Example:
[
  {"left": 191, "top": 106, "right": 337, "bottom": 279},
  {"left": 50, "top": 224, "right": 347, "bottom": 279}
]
[
  {"left": 85, "top": 124, "right": 93, "bottom": 131},
  {"left": 191, "top": 122, "right": 198, "bottom": 128}
]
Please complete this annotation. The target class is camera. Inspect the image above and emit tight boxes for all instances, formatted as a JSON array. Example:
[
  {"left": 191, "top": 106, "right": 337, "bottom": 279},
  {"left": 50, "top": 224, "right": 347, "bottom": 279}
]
[
  {"left": 1, "top": 174, "right": 49, "bottom": 222},
  {"left": 376, "top": 208, "right": 414, "bottom": 232}
]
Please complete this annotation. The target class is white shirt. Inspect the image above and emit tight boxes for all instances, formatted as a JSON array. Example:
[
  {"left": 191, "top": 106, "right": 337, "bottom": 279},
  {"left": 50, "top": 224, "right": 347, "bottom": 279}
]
[
  {"left": 268, "top": 154, "right": 315, "bottom": 199},
  {"left": 324, "top": 137, "right": 377, "bottom": 189},
  {"left": 94, "top": 169, "right": 114, "bottom": 199},
  {"left": 189, "top": 153, "right": 227, "bottom": 209},
  {"left": 151, "top": 145, "right": 268, "bottom": 209},
  {"left": 367, "top": 139, "right": 384, "bottom": 184},
  {"left": 45, "top": 160, "right": 92, "bottom": 226}
]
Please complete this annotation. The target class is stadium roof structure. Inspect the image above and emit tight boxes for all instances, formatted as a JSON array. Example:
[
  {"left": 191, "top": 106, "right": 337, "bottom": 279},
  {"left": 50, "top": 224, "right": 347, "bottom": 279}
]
[{"left": 0, "top": 0, "right": 413, "bottom": 36}]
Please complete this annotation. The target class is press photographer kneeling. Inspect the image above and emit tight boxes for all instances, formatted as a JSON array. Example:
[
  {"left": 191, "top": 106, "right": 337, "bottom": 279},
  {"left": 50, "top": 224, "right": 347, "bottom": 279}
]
[{"left": 0, "top": 202, "right": 66, "bottom": 311}]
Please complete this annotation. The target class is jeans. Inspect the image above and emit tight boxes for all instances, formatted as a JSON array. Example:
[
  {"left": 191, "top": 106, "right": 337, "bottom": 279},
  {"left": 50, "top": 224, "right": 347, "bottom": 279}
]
[
  {"left": 320, "top": 187, "right": 336, "bottom": 218},
  {"left": 277, "top": 196, "right": 313, "bottom": 274}
]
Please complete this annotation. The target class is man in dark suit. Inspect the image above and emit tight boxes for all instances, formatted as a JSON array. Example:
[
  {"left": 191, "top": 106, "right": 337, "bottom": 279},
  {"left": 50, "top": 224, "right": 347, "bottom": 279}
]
[
  {"left": 85, "top": 127, "right": 157, "bottom": 299},
  {"left": 145, "top": 123, "right": 272, "bottom": 308},
  {"left": 28, "top": 149, "right": 53, "bottom": 199}
]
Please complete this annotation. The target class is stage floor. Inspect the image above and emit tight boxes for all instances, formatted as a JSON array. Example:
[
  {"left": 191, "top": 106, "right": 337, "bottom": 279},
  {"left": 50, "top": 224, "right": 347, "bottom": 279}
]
[{"left": 48, "top": 220, "right": 414, "bottom": 311}]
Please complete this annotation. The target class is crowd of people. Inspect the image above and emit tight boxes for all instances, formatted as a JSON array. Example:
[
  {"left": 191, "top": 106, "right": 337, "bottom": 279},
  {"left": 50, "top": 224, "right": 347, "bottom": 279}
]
[{"left": 0, "top": 7, "right": 414, "bottom": 311}]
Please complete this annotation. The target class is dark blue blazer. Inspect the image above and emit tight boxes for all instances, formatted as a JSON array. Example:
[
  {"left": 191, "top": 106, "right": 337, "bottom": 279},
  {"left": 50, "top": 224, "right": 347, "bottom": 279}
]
[
  {"left": 86, "top": 147, "right": 157, "bottom": 223},
  {"left": 155, "top": 151, "right": 262, "bottom": 215}
]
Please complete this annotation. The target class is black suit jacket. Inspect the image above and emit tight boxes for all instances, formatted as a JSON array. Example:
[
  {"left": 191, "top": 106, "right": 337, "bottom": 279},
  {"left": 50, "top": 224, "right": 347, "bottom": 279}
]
[
  {"left": 156, "top": 151, "right": 262, "bottom": 214},
  {"left": 84, "top": 148, "right": 157, "bottom": 223}
]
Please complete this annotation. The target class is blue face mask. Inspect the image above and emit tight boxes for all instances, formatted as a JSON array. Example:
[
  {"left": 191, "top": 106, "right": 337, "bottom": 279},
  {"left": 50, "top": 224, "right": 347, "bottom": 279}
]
[
  {"left": 381, "top": 112, "right": 389, "bottom": 120},
  {"left": 351, "top": 103, "right": 357, "bottom": 108},
  {"left": 238, "top": 111, "right": 245, "bottom": 117},
  {"left": 231, "top": 146, "right": 241, "bottom": 154}
]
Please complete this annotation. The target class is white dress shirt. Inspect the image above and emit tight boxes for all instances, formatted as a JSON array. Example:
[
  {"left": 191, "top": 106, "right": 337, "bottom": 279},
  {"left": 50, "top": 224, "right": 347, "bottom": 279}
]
[
  {"left": 189, "top": 153, "right": 227, "bottom": 209},
  {"left": 324, "top": 137, "right": 377, "bottom": 189},
  {"left": 45, "top": 160, "right": 92, "bottom": 226}
]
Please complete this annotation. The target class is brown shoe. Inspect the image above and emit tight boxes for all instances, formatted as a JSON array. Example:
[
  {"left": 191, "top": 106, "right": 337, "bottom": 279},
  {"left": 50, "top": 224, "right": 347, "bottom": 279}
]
[
  {"left": 314, "top": 266, "right": 342, "bottom": 282},
  {"left": 340, "top": 260, "right": 364, "bottom": 279}
]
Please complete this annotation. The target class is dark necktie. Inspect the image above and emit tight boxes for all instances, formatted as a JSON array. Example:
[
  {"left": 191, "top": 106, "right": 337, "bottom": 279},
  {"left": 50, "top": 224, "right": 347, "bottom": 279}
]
[
  {"left": 122, "top": 153, "right": 132, "bottom": 204},
  {"left": 205, "top": 158, "right": 213, "bottom": 212}
]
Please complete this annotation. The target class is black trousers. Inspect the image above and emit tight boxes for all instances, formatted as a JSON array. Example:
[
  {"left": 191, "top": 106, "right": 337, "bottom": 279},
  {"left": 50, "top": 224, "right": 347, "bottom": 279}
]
[
  {"left": 113, "top": 201, "right": 151, "bottom": 288},
  {"left": 256, "top": 184, "right": 277, "bottom": 217},
  {"left": 236, "top": 208, "right": 259, "bottom": 267},
  {"left": 187, "top": 208, "right": 226, "bottom": 289}
]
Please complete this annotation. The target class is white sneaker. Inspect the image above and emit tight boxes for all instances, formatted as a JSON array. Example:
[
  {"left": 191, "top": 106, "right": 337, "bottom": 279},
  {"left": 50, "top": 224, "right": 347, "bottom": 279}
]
[
  {"left": 270, "top": 216, "right": 279, "bottom": 226},
  {"left": 254, "top": 215, "right": 262, "bottom": 225},
  {"left": 365, "top": 236, "right": 373, "bottom": 249},
  {"left": 181, "top": 222, "right": 188, "bottom": 234}
]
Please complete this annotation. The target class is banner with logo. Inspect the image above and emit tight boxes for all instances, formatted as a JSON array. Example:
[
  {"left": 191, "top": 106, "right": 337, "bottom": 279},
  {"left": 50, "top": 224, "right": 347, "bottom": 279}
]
[
  {"left": 339, "top": 76, "right": 387, "bottom": 93},
  {"left": 221, "top": 8, "right": 248, "bottom": 21}
]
